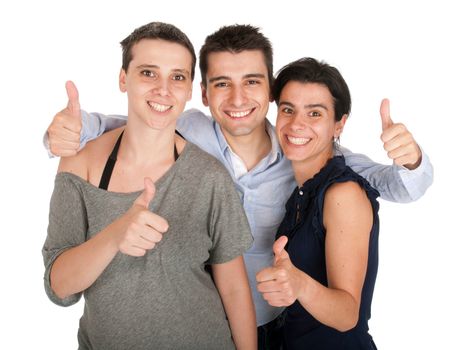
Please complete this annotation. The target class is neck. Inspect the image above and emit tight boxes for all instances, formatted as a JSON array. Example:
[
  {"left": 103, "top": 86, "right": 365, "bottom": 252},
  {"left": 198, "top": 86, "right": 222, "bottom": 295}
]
[
  {"left": 222, "top": 121, "right": 272, "bottom": 171},
  {"left": 120, "top": 117, "right": 178, "bottom": 164},
  {"left": 292, "top": 148, "right": 334, "bottom": 187}
]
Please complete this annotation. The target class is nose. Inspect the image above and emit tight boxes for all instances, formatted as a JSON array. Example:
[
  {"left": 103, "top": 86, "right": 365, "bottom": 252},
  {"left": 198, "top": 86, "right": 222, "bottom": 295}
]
[
  {"left": 289, "top": 112, "right": 306, "bottom": 132},
  {"left": 152, "top": 78, "right": 170, "bottom": 97},
  {"left": 230, "top": 86, "right": 247, "bottom": 107}
]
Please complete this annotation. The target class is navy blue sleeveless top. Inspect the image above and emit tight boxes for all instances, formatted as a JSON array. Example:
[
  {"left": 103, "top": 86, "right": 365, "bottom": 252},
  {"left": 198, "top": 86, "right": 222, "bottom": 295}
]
[{"left": 277, "top": 156, "right": 380, "bottom": 349}]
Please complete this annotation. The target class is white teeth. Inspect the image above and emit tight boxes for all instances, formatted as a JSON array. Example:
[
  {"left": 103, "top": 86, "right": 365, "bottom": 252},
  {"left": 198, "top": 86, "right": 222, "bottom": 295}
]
[
  {"left": 287, "top": 136, "right": 310, "bottom": 145},
  {"left": 148, "top": 101, "right": 172, "bottom": 112},
  {"left": 228, "top": 109, "right": 252, "bottom": 118}
]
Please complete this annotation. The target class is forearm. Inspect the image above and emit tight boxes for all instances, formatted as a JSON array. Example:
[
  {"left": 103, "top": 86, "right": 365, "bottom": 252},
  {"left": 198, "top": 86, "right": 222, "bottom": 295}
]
[
  {"left": 212, "top": 257, "right": 256, "bottom": 349},
  {"left": 50, "top": 227, "right": 118, "bottom": 299},
  {"left": 297, "top": 272, "right": 359, "bottom": 332},
  {"left": 222, "top": 286, "right": 256, "bottom": 349},
  {"left": 341, "top": 145, "right": 433, "bottom": 202},
  {"left": 78, "top": 111, "right": 127, "bottom": 149}
]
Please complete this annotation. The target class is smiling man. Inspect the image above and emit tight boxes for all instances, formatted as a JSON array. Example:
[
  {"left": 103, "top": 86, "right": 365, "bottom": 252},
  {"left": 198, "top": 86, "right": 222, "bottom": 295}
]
[{"left": 45, "top": 24, "right": 433, "bottom": 349}]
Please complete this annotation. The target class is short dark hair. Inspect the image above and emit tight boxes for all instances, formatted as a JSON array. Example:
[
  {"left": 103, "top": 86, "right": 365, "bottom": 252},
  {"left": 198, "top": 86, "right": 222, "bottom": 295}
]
[
  {"left": 120, "top": 22, "right": 196, "bottom": 81},
  {"left": 199, "top": 24, "right": 273, "bottom": 89},
  {"left": 273, "top": 57, "right": 351, "bottom": 121}
]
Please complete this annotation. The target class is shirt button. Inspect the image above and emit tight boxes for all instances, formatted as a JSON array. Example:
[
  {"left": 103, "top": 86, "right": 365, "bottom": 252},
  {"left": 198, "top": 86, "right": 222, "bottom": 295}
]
[{"left": 299, "top": 190, "right": 304, "bottom": 195}]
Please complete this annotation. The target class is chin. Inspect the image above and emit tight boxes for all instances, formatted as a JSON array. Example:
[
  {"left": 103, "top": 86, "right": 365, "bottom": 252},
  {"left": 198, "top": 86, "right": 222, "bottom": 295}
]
[
  {"left": 283, "top": 147, "right": 313, "bottom": 162},
  {"left": 227, "top": 125, "right": 256, "bottom": 137},
  {"left": 147, "top": 120, "right": 173, "bottom": 130}
]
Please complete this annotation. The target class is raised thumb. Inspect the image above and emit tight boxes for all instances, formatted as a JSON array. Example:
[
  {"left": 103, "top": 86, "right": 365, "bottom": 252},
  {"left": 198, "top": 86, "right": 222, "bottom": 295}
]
[
  {"left": 65, "top": 80, "right": 81, "bottom": 118},
  {"left": 273, "top": 236, "right": 288, "bottom": 262},
  {"left": 380, "top": 98, "right": 394, "bottom": 131},
  {"left": 134, "top": 177, "right": 156, "bottom": 209}
]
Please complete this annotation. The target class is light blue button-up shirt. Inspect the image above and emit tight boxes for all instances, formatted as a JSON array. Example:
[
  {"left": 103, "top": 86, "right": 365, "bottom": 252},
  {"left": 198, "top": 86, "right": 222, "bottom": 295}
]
[{"left": 49, "top": 108, "right": 433, "bottom": 326}]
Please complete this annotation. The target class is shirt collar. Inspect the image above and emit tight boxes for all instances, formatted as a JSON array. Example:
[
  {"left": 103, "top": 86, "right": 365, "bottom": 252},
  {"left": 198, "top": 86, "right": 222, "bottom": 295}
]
[
  {"left": 214, "top": 121, "right": 230, "bottom": 155},
  {"left": 214, "top": 118, "right": 284, "bottom": 165}
]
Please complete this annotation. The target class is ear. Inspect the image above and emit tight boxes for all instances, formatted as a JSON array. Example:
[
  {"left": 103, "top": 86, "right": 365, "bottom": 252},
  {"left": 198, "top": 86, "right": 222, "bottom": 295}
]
[
  {"left": 334, "top": 114, "right": 348, "bottom": 138},
  {"left": 269, "top": 87, "right": 274, "bottom": 103},
  {"left": 119, "top": 68, "right": 127, "bottom": 92},
  {"left": 201, "top": 82, "right": 209, "bottom": 107}
]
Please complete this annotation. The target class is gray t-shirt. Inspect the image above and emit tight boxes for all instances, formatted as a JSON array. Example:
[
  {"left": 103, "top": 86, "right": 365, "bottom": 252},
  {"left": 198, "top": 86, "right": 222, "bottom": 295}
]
[{"left": 43, "top": 142, "right": 253, "bottom": 350}]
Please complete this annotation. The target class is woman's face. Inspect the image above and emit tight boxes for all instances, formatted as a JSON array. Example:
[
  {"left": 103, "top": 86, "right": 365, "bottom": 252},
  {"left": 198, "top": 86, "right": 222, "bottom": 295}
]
[
  {"left": 119, "top": 39, "right": 193, "bottom": 130},
  {"left": 276, "top": 81, "right": 346, "bottom": 167}
]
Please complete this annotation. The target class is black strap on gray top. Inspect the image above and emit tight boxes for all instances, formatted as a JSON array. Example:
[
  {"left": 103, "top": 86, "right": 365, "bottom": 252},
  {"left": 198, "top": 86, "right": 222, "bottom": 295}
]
[{"left": 98, "top": 130, "right": 182, "bottom": 190}]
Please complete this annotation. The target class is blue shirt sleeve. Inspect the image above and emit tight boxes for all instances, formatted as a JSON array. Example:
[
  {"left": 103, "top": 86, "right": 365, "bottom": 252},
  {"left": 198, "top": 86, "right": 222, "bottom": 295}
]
[
  {"left": 80, "top": 111, "right": 127, "bottom": 148},
  {"left": 340, "top": 145, "right": 433, "bottom": 203}
]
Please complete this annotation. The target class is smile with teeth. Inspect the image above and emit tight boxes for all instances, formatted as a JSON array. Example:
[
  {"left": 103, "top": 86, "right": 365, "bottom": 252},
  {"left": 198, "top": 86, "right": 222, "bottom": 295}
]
[
  {"left": 226, "top": 108, "right": 254, "bottom": 118},
  {"left": 287, "top": 135, "right": 311, "bottom": 145},
  {"left": 148, "top": 101, "right": 172, "bottom": 113}
]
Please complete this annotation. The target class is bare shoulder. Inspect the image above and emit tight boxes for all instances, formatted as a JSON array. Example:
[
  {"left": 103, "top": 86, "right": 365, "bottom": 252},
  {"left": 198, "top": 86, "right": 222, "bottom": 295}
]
[
  {"left": 323, "top": 181, "right": 373, "bottom": 230},
  {"left": 325, "top": 181, "right": 369, "bottom": 206},
  {"left": 86, "top": 127, "right": 124, "bottom": 184},
  {"left": 57, "top": 147, "right": 88, "bottom": 179},
  {"left": 58, "top": 127, "right": 124, "bottom": 182}
]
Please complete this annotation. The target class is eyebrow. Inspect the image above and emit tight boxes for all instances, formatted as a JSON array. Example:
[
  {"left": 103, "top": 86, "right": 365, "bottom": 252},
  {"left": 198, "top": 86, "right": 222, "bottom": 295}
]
[
  {"left": 136, "top": 64, "right": 160, "bottom": 69},
  {"left": 208, "top": 73, "right": 266, "bottom": 83},
  {"left": 279, "top": 101, "right": 329, "bottom": 110},
  {"left": 136, "top": 64, "right": 190, "bottom": 76},
  {"left": 244, "top": 73, "right": 266, "bottom": 79},
  {"left": 208, "top": 76, "right": 230, "bottom": 83}
]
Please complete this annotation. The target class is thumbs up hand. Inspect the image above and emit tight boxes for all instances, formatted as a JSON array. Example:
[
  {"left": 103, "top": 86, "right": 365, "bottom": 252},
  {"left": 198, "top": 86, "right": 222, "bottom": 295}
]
[
  {"left": 110, "top": 178, "right": 169, "bottom": 257},
  {"left": 272, "top": 235, "right": 290, "bottom": 264},
  {"left": 380, "top": 98, "right": 422, "bottom": 170},
  {"left": 47, "top": 81, "right": 83, "bottom": 157},
  {"left": 256, "top": 236, "right": 305, "bottom": 307}
]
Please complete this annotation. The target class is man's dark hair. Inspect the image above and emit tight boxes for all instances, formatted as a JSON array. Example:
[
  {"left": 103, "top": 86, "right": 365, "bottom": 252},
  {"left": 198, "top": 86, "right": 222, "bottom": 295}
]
[
  {"left": 273, "top": 57, "right": 351, "bottom": 121},
  {"left": 120, "top": 22, "right": 196, "bottom": 81},
  {"left": 199, "top": 24, "right": 273, "bottom": 89}
]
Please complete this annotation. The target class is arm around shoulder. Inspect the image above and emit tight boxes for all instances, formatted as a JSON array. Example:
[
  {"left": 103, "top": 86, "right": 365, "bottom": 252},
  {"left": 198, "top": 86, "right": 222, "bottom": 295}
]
[
  {"left": 341, "top": 146, "right": 433, "bottom": 203},
  {"left": 395, "top": 145, "right": 433, "bottom": 201}
]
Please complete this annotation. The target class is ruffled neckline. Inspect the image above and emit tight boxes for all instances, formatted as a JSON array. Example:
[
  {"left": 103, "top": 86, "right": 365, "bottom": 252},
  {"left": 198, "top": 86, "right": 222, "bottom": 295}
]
[
  {"left": 279, "top": 156, "right": 347, "bottom": 241},
  {"left": 299, "top": 156, "right": 346, "bottom": 198}
]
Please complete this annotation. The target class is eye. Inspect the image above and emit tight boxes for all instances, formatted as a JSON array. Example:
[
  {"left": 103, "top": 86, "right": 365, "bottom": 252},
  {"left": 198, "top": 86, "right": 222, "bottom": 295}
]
[
  {"left": 214, "top": 81, "right": 229, "bottom": 88},
  {"left": 141, "top": 70, "right": 155, "bottom": 78},
  {"left": 172, "top": 74, "right": 186, "bottom": 81},
  {"left": 280, "top": 107, "right": 293, "bottom": 114},
  {"left": 246, "top": 79, "right": 260, "bottom": 85},
  {"left": 308, "top": 111, "right": 322, "bottom": 117}
]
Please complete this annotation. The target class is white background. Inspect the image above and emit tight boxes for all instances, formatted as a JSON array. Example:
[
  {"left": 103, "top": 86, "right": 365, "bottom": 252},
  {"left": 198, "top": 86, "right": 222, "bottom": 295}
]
[{"left": 0, "top": 0, "right": 463, "bottom": 348}]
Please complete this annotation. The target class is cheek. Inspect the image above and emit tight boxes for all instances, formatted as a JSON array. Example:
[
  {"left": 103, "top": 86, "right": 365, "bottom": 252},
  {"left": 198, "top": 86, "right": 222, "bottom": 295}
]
[
  {"left": 259, "top": 89, "right": 271, "bottom": 104},
  {"left": 275, "top": 119, "right": 288, "bottom": 144},
  {"left": 130, "top": 79, "right": 153, "bottom": 94},
  {"left": 248, "top": 88, "right": 269, "bottom": 107},
  {"left": 207, "top": 92, "right": 222, "bottom": 110},
  {"left": 275, "top": 117, "right": 284, "bottom": 133},
  {"left": 172, "top": 85, "right": 192, "bottom": 101},
  {"left": 317, "top": 123, "right": 337, "bottom": 141}
]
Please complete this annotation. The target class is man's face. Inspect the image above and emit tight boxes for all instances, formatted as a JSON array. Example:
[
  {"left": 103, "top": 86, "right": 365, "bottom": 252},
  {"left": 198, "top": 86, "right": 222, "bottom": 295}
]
[
  {"left": 201, "top": 50, "right": 272, "bottom": 141},
  {"left": 119, "top": 39, "right": 193, "bottom": 130}
]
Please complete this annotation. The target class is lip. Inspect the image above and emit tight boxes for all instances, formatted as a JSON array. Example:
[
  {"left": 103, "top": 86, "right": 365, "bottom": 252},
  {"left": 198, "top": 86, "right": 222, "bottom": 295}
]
[
  {"left": 147, "top": 101, "right": 173, "bottom": 113},
  {"left": 224, "top": 107, "right": 256, "bottom": 119},
  {"left": 285, "top": 135, "right": 312, "bottom": 146}
]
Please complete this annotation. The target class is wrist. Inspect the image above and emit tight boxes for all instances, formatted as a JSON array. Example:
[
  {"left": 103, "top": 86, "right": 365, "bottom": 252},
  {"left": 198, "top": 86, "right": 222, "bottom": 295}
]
[
  {"left": 297, "top": 269, "right": 317, "bottom": 302},
  {"left": 98, "top": 223, "right": 121, "bottom": 255}
]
